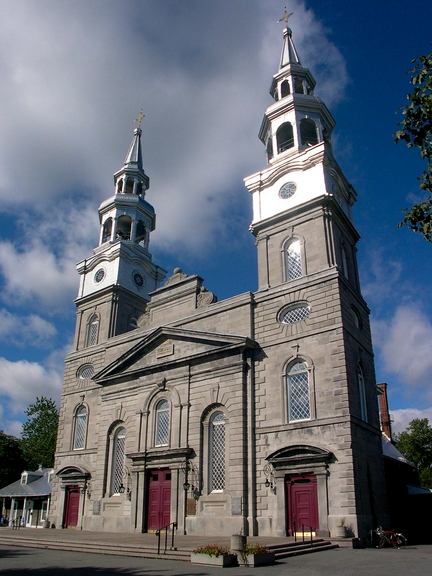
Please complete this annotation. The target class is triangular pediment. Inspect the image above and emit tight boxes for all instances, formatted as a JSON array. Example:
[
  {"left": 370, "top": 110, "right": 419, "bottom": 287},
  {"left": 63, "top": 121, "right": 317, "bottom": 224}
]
[
  {"left": 93, "top": 326, "right": 256, "bottom": 383},
  {"left": 267, "top": 445, "right": 332, "bottom": 468}
]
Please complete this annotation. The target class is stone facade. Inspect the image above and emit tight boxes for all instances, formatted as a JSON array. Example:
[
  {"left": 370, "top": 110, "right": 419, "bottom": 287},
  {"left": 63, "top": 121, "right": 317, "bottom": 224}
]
[{"left": 50, "top": 24, "right": 389, "bottom": 538}]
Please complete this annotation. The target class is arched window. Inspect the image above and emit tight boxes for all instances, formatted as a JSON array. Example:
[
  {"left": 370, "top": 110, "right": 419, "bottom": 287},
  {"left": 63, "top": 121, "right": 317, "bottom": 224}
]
[
  {"left": 135, "top": 221, "right": 146, "bottom": 246},
  {"left": 281, "top": 79, "right": 290, "bottom": 97},
  {"left": 287, "top": 361, "right": 310, "bottom": 422},
  {"left": 116, "top": 215, "right": 131, "bottom": 240},
  {"left": 87, "top": 314, "right": 99, "bottom": 347},
  {"left": 294, "top": 77, "right": 304, "bottom": 94},
  {"left": 300, "top": 118, "right": 318, "bottom": 146},
  {"left": 124, "top": 178, "right": 133, "bottom": 194},
  {"left": 155, "top": 400, "right": 170, "bottom": 446},
  {"left": 116, "top": 179, "right": 123, "bottom": 194},
  {"left": 276, "top": 122, "right": 294, "bottom": 153},
  {"left": 286, "top": 239, "right": 302, "bottom": 280},
  {"left": 358, "top": 365, "right": 368, "bottom": 422},
  {"left": 73, "top": 405, "right": 87, "bottom": 450},
  {"left": 111, "top": 427, "right": 126, "bottom": 495},
  {"left": 210, "top": 412, "right": 226, "bottom": 491},
  {"left": 102, "top": 218, "right": 112, "bottom": 243}
]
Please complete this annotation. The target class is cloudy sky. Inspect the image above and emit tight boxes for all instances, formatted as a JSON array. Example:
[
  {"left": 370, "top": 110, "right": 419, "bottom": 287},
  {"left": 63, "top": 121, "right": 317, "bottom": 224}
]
[{"left": 0, "top": 0, "right": 431, "bottom": 437}]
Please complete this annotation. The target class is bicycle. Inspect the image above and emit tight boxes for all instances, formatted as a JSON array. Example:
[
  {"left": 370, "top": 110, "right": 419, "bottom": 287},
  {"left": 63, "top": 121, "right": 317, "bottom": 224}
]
[{"left": 374, "top": 526, "right": 407, "bottom": 549}]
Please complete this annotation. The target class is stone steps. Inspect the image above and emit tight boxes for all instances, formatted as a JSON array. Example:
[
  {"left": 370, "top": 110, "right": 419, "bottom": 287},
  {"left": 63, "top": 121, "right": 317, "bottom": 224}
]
[
  {"left": 0, "top": 530, "right": 338, "bottom": 562},
  {"left": 0, "top": 533, "right": 190, "bottom": 561},
  {"left": 268, "top": 538, "right": 339, "bottom": 558}
]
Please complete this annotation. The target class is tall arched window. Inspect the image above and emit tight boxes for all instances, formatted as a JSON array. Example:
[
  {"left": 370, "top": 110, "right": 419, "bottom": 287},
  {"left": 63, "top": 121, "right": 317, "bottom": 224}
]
[
  {"left": 294, "top": 77, "right": 304, "bottom": 93},
  {"left": 358, "top": 365, "right": 368, "bottom": 422},
  {"left": 111, "top": 427, "right": 126, "bottom": 495},
  {"left": 210, "top": 412, "right": 226, "bottom": 491},
  {"left": 300, "top": 118, "right": 318, "bottom": 146},
  {"left": 287, "top": 361, "right": 310, "bottom": 422},
  {"left": 87, "top": 314, "right": 99, "bottom": 347},
  {"left": 73, "top": 405, "right": 87, "bottom": 450},
  {"left": 281, "top": 79, "right": 290, "bottom": 97},
  {"left": 286, "top": 239, "right": 302, "bottom": 280},
  {"left": 277, "top": 122, "right": 294, "bottom": 153},
  {"left": 155, "top": 400, "right": 170, "bottom": 446},
  {"left": 102, "top": 218, "right": 112, "bottom": 243},
  {"left": 116, "top": 215, "right": 131, "bottom": 240}
]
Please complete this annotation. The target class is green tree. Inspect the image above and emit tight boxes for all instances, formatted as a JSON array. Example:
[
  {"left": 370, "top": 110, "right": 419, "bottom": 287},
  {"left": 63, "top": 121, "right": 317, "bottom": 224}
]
[
  {"left": 21, "top": 397, "right": 59, "bottom": 469},
  {"left": 394, "top": 49, "right": 432, "bottom": 241},
  {"left": 0, "top": 431, "right": 27, "bottom": 488},
  {"left": 395, "top": 418, "right": 432, "bottom": 488}
]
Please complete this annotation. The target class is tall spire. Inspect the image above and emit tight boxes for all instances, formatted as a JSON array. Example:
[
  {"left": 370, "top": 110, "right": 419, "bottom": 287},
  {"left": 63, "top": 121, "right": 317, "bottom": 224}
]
[
  {"left": 280, "top": 26, "right": 301, "bottom": 68},
  {"left": 124, "top": 127, "right": 143, "bottom": 169}
]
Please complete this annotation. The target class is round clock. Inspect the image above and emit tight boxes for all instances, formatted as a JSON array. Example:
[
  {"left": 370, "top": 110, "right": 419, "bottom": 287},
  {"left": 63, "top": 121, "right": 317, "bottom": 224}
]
[
  {"left": 279, "top": 182, "right": 297, "bottom": 199},
  {"left": 94, "top": 268, "right": 105, "bottom": 283},
  {"left": 133, "top": 272, "right": 144, "bottom": 287}
]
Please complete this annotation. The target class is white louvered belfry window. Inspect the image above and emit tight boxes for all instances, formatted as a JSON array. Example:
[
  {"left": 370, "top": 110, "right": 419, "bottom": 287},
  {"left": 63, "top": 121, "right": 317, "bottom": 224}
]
[
  {"left": 286, "top": 240, "right": 302, "bottom": 280},
  {"left": 73, "top": 405, "right": 87, "bottom": 450},
  {"left": 112, "top": 427, "right": 126, "bottom": 494},
  {"left": 155, "top": 400, "right": 169, "bottom": 446},
  {"left": 210, "top": 412, "right": 226, "bottom": 491},
  {"left": 287, "top": 361, "right": 311, "bottom": 422},
  {"left": 87, "top": 315, "right": 99, "bottom": 347}
]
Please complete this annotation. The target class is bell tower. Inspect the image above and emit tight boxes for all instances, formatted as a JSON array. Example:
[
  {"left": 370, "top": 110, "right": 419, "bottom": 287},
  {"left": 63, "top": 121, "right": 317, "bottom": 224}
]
[
  {"left": 74, "top": 117, "right": 167, "bottom": 350},
  {"left": 246, "top": 15, "right": 388, "bottom": 537}
]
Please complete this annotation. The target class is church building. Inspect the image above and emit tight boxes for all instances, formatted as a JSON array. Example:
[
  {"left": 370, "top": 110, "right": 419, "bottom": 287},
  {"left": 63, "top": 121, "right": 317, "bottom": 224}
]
[{"left": 50, "top": 21, "right": 389, "bottom": 538}]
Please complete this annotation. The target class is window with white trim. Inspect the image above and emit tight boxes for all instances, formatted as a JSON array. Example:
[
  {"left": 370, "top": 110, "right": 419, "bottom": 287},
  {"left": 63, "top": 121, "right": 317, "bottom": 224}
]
[
  {"left": 73, "top": 405, "right": 87, "bottom": 450},
  {"left": 358, "top": 365, "right": 368, "bottom": 422},
  {"left": 111, "top": 427, "right": 126, "bottom": 495},
  {"left": 286, "top": 239, "right": 302, "bottom": 280},
  {"left": 155, "top": 400, "right": 169, "bottom": 446},
  {"left": 210, "top": 412, "right": 226, "bottom": 491},
  {"left": 87, "top": 314, "right": 99, "bottom": 347},
  {"left": 287, "top": 361, "right": 311, "bottom": 422}
]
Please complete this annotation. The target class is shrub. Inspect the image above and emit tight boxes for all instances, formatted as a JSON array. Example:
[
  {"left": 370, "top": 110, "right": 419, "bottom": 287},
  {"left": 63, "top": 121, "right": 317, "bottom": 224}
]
[{"left": 193, "top": 544, "right": 231, "bottom": 557}]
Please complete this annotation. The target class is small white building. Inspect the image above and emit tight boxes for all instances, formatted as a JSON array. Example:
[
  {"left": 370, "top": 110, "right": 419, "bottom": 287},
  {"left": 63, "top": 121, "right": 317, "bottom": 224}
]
[{"left": 0, "top": 468, "right": 53, "bottom": 528}]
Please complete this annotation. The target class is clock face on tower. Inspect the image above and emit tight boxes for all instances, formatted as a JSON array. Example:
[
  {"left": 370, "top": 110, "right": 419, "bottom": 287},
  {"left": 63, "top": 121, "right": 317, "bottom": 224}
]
[
  {"left": 279, "top": 181, "right": 297, "bottom": 199},
  {"left": 133, "top": 272, "right": 144, "bottom": 287},
  {"left": 94, "top": 268, "right": 105, "bottom": 283}
]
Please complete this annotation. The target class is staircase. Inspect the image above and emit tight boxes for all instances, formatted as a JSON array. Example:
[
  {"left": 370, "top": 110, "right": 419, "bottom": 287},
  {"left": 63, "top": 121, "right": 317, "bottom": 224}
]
[
  {"left": 268, "top": 538, "right": 339, "bottom": 559},
  {"left": 0, "top": 529, "right": 338, "bottom": 562}
]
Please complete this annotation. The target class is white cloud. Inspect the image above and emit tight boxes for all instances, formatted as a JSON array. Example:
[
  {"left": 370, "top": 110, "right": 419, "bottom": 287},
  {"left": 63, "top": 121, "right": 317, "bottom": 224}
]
[
  {"left": 391, "top": 408, "right": 432, "bottom": 435},
  {"left": 0, "top": 357, "right": 62, "bottom": 418},
  {"left": 0, "top": 0, "right": 348, "bottom": 258},
  {"left": 0, "top": 309, "right": 56, "bottom": 345},
  {"left": 372, "top": 304, "right": 432, "bottom": 395}
]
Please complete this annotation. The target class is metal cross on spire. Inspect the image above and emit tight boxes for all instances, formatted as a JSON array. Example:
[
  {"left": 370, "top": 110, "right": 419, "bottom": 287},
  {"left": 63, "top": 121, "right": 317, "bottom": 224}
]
[
  {"left": 135, "top": 109, "right": 146, "bottom": 129},
  {"left": 277, "top": 7, "right": 294, "bottom": 28}
]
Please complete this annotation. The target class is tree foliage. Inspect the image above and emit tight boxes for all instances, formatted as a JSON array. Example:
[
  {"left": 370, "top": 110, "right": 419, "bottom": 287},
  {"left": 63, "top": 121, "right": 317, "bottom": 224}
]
[
  {"left": 394, "top": 50, "right": 432, "bottom": 241},
  {"left": 395, "top": 418, "right": 432, "bottom": 488},
  {"left": 0, "top": 431, "right": 27, "bottom": 488},
  {"left": 21, "top": 397, "right": 59, "bottom": 470}
]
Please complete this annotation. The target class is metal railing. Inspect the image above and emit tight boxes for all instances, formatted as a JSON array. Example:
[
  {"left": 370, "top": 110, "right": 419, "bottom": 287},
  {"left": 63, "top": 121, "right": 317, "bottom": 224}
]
[
  {"left": 155, "top": 522, "right": 177, "bottom": 554},
  {"left": 292, "top": 521, "right": 314, "bottom": 546}
]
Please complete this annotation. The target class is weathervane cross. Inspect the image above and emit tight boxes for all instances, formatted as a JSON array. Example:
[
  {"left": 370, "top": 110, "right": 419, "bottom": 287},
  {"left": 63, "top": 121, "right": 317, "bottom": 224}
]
[
  {"left": 135, "top": 109, "right": 146, "bottom": 129},
  {"left": 277, "top": 7, "right": 294, "bottom": 28}
]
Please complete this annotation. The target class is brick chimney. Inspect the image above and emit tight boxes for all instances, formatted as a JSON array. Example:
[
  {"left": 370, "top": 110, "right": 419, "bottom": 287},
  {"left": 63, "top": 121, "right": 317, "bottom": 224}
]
[{"left": 377, "top": 382, "right": 392, "bottom": 441}]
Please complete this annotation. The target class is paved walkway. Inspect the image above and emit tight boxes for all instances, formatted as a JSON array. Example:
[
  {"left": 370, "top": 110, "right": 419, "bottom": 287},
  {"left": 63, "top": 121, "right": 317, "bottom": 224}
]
[{"left": 0, "top": 542, "right": 431, "bottom": 576}]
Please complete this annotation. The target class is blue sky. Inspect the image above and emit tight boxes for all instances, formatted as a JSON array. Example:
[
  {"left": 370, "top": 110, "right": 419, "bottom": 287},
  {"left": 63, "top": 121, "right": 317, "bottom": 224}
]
[{"left": 0, "top": 0, "right": 431, "bottom": 436}]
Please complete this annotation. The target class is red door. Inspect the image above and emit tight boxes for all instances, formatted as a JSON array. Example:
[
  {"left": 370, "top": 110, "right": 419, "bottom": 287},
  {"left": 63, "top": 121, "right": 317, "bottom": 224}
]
[
  {"left": 147, "top": 469, "right": 171, "bottom": 531},
  {"left": 286, "top": 474, "right": 318, "bottom": 535},
  {"left": 64, "top": 486, "right": 80, "bottom": 528}
]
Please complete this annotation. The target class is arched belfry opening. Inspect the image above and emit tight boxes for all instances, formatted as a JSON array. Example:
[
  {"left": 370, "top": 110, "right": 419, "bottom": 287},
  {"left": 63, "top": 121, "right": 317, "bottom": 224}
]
[
  {"left": 300, "top": 118, "right": 318, "bottom": 147},
  {"left": 102, "top": 218, "right": 112, "bottom": 244},
  {"left": 277, "top": 122, "right": 294, "bottom": 153},
  {"left": 281, "top": 79, "right": 290, "bottom": 98},
  {"left": 116, "top": 215, "right": 131, "bottom": 240}
]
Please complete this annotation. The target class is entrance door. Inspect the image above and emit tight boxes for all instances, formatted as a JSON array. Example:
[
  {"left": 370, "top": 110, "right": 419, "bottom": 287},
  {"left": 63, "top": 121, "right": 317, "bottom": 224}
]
[
  {"left": 147, "top": 469, "right": 171, "bottom": 531},
  {"left": 64, "top": 486, "right": 80, "bottom": 528},
  {"left": 25, "top": 500, "right": 34, "bottom": 527},
  {"left": 286, "top": 474, "right": 318, "bottom": 535}
]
